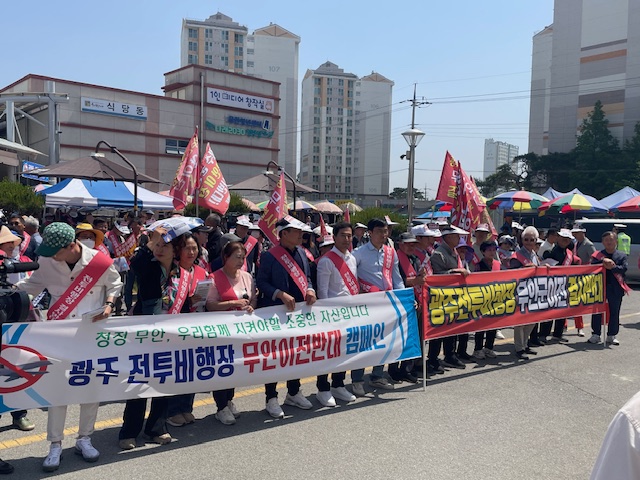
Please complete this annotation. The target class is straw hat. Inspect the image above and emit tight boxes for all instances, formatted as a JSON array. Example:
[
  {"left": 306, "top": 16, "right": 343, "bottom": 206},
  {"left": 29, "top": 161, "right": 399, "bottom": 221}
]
[{"left": 75, "top": 223, "right": 105, "bottom": 248}]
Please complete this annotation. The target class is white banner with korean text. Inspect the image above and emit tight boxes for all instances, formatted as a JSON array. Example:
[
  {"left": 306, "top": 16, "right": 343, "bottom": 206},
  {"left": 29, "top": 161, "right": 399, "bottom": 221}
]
[{"left": 0, "top": 289, "right": 420, "bottom": 413}]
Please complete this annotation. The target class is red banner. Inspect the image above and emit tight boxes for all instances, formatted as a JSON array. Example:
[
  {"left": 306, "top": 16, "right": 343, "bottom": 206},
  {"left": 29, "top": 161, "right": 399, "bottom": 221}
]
[
  {"left": 196, "top": 143, "right": 230, "bottom": 215},
  {"left": 422, "top": 265, "right": 607, "bottom": 340},
  {"left": 318, "top": 214, "right": 328, "bottom": 237},
  {"left": 258, "top": 172, "right": 287, "bottom": 245},
  {"left": 435, "top": 151, "right": 459, "bottom": 204},
  {"left": 344, "top": 206, "right": 351, "bottom": 223},
  {"left": 169, "top": 129, "right": 199, "bottom": 210}
]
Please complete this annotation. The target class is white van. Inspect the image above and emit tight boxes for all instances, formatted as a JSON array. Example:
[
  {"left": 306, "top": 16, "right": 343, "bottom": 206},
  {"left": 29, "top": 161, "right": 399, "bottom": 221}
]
[{"left": 574, "top": 218, "right": 640, "bottom": 281}]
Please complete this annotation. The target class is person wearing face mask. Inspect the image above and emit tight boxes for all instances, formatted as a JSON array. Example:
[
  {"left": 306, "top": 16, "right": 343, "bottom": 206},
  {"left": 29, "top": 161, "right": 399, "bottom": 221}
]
[{"left": 74, "top": 223, "right": 106, "bottom": 252}]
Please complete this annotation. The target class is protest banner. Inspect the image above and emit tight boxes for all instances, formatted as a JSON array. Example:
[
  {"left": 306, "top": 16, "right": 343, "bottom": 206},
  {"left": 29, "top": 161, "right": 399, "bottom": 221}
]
[
  {"left": 423, "top": 265, "right": 607, "bottom": 340},
  {"left": 258, "top": 172, "right": 287, "bottom": 245},
  {"left": 0, "top": 289, "right": 420, "bottom": 413},
  {"left": 196, "top": 143, "right": 230, "bottom": 215}
]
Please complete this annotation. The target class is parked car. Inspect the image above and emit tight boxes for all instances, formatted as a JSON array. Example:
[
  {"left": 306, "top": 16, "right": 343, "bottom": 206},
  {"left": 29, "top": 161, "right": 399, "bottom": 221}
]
[{"left": 574, "top": 218, "right": 640, "bottom": 282}]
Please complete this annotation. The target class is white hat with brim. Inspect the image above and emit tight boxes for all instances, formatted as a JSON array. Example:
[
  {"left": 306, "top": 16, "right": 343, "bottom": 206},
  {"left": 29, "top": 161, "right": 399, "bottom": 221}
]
[
  {"left": 235, "top": 215, "right": 253, "bottom": 228},
  {"left": 0, "top": 226, "right": 21, "bottom": 246},
  {"left": 614, "top": 223, "right": 627, "bottom": 229},
  {"left": 312, "top": 225, "right": 333, "bottom": 236},
  {"left": 558, "top": 229, "right": 574, "bottom": 239},
  {"left": 475, "top": 223, "right": 491, "bottom": 233},
  {"left": 277, "top": 215, "right": 313, "bottom": 234},
  {"left": 441, "top": 225, "right": 470, "bottom": 236},
  {"left": 354, "top": 223, "right": 367, "bottom": 229},
  {"left": 571, "top": 226, "right": 586, "bottom": 233},
  {"left": 319, "top": 235, "right": 335, "bottom": 248},
  {"left": 384, "top": 215, "right": 400, "bottom": 226}
]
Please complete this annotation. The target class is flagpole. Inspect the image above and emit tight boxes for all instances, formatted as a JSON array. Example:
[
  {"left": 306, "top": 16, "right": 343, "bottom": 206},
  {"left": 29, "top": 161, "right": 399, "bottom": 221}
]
[{"left": 196, "top": 73, "right": 205, "bottom": 218}]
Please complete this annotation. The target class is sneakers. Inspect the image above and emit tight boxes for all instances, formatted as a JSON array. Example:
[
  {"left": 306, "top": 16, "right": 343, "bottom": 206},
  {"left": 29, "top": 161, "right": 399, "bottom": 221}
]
[
  {"left": 587, "top": 334, "right": 603, "bottom": 344},
  {"left": 515, "top": 350, "right": 530, "bottom": 360},
  {"left": 316, "top": 390, "right": 337, "bottom": 407},
  {"left": 607, "top": 335, "right": 620, "bottom": 345},
  {"left": 75, "top": 436, "right": 100, "bottom": 462},
  {"left": 166, "top": 413, "right": 187, "bottom": 427},
  {"left": 284, "top": 391, "right": 313, "bottom": 409},
  {"left": 266, "top": 397, "right": 284, "bottom": 418},
  {"left": 12, "top": 416, "right": 35, "bottom": 431},
  {"left": 118, "top": 438, "right": 136, "bottom": 450},
  {"left": 577, "top": 328, "right": 585, "bottom": 337},
  {"left": 182, "top": 412, "right": 195, "bottom": 424},
  {"left": 482, "top": 348, "right": 497, "bottom": 358},
  {"left": 148, "top": 433, "right": 172, "bottom": 445},
  {"left": 215, "top": 406, "right": 237, "bottom": 425},
  {"left": 331, "top": 386, "right": 356, "bottom": 402},
  {"left": 369, "top": 377, "right": 395, "bottom": 390},
  {"left": 43, "top": 442, "right": 63, "bottom": 472},
  {"left": 472, "top": 350, "right": 485, "bottom": 359},
  {"left": 351, "top": 382, "right": 366, "bottom": 397},
  {"left": 495, "top": 330, "right": 505, "bottom": 339},
  {"left": 228, "top": 400, "right": 241, "bottom": 418}
]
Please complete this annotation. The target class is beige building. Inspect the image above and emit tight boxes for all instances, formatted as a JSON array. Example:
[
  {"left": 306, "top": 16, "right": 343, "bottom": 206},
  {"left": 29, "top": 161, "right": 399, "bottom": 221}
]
[{"left": 0, "top": 65, "right": 280, "bottom": 189}]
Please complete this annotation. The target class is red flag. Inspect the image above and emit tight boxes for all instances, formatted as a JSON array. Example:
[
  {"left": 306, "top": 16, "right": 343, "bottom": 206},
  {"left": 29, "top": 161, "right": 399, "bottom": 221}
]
[
  {"left": 318, "top": 214, "right": 328, "bottom": 237},
  {"left": 435, "top": 151, "right": 490, "bottom": 235},
  {"left": 258, "top": 172, "right": 287, "bottom": 245},
  {"left": 169, "top": 129, "right": 199, "bottom": 210},
  {"left": 196, "top": 143, "right": 230, "bottom": 215},
  {"left": 435, "top": 151, "right": 459, "bottom": 204},
  {"left": 344, "top": 206, "right": 351, "bottom": 223}
]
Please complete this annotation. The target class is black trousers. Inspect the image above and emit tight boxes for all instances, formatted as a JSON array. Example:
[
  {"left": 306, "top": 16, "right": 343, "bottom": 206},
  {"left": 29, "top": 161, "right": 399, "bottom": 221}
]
[
  {"left": 316, "top": 372, "right": 347, "bottom": 391},
  {"left": 119, "top": 397, "right": 168, "bottom": 439},
  {"left": 474, "top": 330, "right": 497, "bottom": 350},
  {"left": 265, "top": 380, "right": 300, "bottom": 400},
  {"left": 539, "top": 319, "right": 565, "bottom": 338},
  {"left": 213, "top": 389, "right": 235, "bottom": 411}
]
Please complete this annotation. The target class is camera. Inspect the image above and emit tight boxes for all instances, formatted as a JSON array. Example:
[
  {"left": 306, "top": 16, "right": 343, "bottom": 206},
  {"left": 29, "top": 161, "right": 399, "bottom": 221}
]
[{"left": 0, "top": 255, "right": 40, "bottom": 324}]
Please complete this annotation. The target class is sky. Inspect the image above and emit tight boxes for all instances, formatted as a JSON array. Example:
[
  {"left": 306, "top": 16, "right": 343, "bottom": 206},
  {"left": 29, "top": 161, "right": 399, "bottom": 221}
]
[{"left": 2, "top": 0, "right": 555, "bottom": 199}]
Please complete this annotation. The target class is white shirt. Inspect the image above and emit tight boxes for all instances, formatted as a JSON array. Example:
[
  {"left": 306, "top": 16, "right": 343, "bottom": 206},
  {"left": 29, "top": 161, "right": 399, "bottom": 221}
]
[
  {"left": 538, "top": 240, "right": 554, "bottom": 259},
  {"left": 316, "top": 247, "right": 358, "bottom": 299},
  {"left": 591, "top": 390, "right": 640, "bottom": 479},
  {"left": 16, "top": 243, "right": 123, "bottom": 320}
]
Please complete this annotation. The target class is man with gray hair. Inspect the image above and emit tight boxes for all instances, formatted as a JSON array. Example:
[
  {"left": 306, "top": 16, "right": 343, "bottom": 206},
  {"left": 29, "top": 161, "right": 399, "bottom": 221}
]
[{"left": 22, "top": 215, "right": 42, "bottom": 248}]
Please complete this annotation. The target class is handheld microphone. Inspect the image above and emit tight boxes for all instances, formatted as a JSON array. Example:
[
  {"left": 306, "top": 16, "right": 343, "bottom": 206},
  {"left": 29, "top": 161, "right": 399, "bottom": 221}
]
[{"left": 2, "top": 260, "right": 40, "bottom": 275}]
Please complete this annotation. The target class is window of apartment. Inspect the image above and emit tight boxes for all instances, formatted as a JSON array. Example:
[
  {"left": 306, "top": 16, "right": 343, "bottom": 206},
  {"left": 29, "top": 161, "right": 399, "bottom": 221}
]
[
  {"left": 314, "top": 97, "right": 320, "bottom": 105},
  {"left": 347, "top": 119, "right": 353, "bottom": 126},
  {"left": 235, "top": 33, "right": 244, "bottom": 43},
  {"left": 234, "top": 59, "right": 243, "bottom": 70},
  {"left": 313, "top": 155, "right": 319, "bottom": 164},
  {"left": 221, "top": 31, "right": 229, "bottom": 41},
  {"left": 327, "top": 87, "right": 333, "bottom": 96},
  {"left": 337, "top": 108, "right": 343, "bottom": 116},
  {"left": 314, "top": 107, "right": 320, "bottom": 115},
  {"left": 326, "top": 107, "right": 332, "bottom": 115},
  {"left": 325, "top": 176, "right": 331, "bottom": 184},
  {"left": 345, "top": 186, "right": 351, "bottom": 193},
  {"left": 314, "top": 87, "right": 321, "bottom": 96},
  {"left": 313, "top": 146, "right": 320, "bottom": 153},
  {"left": 246, "top": 60, "right": 254, "bottom": 68},
  {"left": 326, "top": 117, "right": 332, "bottom": 125},
  {"left": 327, "top": 78, "right": 333, "bottom": 86},
  {"left": 314, "top": 117, "right": 320, "bottom": 125},
  {"left": 313, "top": 175, "right": 319, "bottom": 182},
  {"left": 234, "top": 46, "right": 243, "bottom": 56},
  {"left": 313, "top": 166, "right": 320, "bottom": 173},
  {"left": 313, "top": 127, "right": 321, "bottom": 134},
  {"left": 325, "top": 126, "right": 332, "bottom": 133},
  {"left": 325, "top": 136, "right": 331, "bottom": 144},
  {"left": 205, "top": 28, "right": 212, "bottom": 38},
  {"left": 221, "top": 56, "right": 228, "bottom": 67},
  {"left": 348, "top": 100, "right": 353, "bottom": 107},
  {"left": 222, "top": 43, "right": 229, "bottom": 53},
  {"left": 346, "top": 147, "right": 352, "bottom": 155},
  {"left": 346, "top": 157, "right": 352, "bottom": 165},
  {"left": 325, "top": 146, "right": 331, "bottom": 154},
  {"left": 347, "top": 128, "right": 352, "bottom": 136},
  {"left": 205, "top": 54, "right": 212, "bottom": 65},
  {"left": 355, "top": 101, "right": 360, "bottom": 106},
  {"left": 188, "top": 41, "right": 198, "bottom": 51},
  {"left": 165, "top": 139, "right": 189, "bottom": 155},
  {"left": 325, "top": 155, "right": 331, "bottom": 164},
  {"left": 188, "top": 28, "right": 198, "bottom": 39},
  {"left": 337, "top": 137, "right": 343, "bottom": 144},
  {"left": 355, "top": 91, "right": 360, "bottom": 97},
  {"left": 188, "top": 54, "right": 198, "bottom": 64},
  {"left": 338, "top": 79, "right": 344, "bottom": 86},
  {"left": 348, "top": 90, "right": 353, "bottom": 98},
  {"left": 314, "top": 78, "right": 321, "bottom": 85},
  {"left": 345, "top": 176, "right": 351, "bottom": 184},
  {"left": 247, "top": 48, "right": 254, "bottom": 55},
  {"left": 346, "top": 167, "right": 352, "bottom": 174},
  {"left": 338, "top": 88, "right": 344, "bottom": 97}
]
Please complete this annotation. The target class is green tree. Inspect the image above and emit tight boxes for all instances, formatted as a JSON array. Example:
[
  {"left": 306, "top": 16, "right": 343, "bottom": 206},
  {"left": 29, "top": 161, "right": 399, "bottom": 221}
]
[
  {"left": 572, "top": 100, "right": 625, "bottom": 196},
  {"left": 622, "top": 121, "right": 640, "bottom": 188},
  {"left": 351, "top": 207, "right": 406, "bottom": 238},
  {"left": 0, "top": 178, "right": 45, "bottom": 216},
  {"left": 388, "top": 187, "right": 425, "bottom": 200},
  {"left": 475, "top": 163, "right": 523, "bottom": 197}
]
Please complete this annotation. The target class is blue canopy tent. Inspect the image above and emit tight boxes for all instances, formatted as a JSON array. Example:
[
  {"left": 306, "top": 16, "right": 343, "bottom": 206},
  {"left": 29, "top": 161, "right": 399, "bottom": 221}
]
[
  {"left": 39, "top": 178, "right": 174, "bottom": 210},
  {"left": 600, "top": 186, "right": 640, "bottom": 210}
]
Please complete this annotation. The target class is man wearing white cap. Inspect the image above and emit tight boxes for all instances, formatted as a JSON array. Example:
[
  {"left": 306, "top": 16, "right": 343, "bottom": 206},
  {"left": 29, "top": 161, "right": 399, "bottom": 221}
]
[
  {"left": 352, "top": 222, "right": 369, "bottom": 249},
  {"left": 572, "top": 225, "right": 595, "bottom": 337},
  {"left": 540, "top": 229, "right": 579, "bottom": 343},
  {"left": 234, "top": 215, "right": 259, "bottom": 275},
  {"left": 256, "top": 215, "right": 316, "bottom": 416},
  {"left": 16, "top": 223, "right": 122, "bottom": 472},
  {"left": 411, "top": 225, "right": 440, "bottom": 268},
  {"left": 472, "top": 223, "right": 492, "bottom": 261},
  {"left": 315, "top": 222, "right": 358, "bottom": 405},
  {"left": 429, "top": 225, "right": 471, "bottom": 370}
]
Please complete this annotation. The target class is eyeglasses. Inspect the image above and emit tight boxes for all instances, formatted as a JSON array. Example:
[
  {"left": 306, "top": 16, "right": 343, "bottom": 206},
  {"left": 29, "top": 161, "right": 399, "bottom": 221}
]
[{"left": 522, "top": 237, "right": 536, "bottom": 242}]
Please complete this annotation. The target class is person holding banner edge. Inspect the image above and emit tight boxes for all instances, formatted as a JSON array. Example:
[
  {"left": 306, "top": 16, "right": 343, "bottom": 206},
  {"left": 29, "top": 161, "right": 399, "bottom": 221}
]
[
  {"left": 588, "top": 231, "right": 629, "bottom": 346},
  {"left": 256, "top": 215, "right": 317, "bottom": 417},
  {"left": 315, "top": 222, "right": 358, "bottom": 405},
  {"left": 206, "top": 240, "right": 257, "bottom": 424},
  {"left": 351, "top": 218, "right": 404, "bottom": 392},
  {"left": 16, "top": 222, "right": 122, "bottom": 473}
]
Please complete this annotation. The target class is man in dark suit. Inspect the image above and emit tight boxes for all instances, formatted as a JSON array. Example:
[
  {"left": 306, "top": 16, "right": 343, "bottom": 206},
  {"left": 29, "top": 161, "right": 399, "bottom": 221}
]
[{"left": 256, "top": 215, "right": 317, "bottom": 417}]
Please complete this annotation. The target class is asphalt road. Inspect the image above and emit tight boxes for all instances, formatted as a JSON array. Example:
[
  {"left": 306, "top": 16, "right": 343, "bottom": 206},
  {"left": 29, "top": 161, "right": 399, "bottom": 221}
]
[{"left": 2, "top": 291, "right": 640, "bottom": 479}]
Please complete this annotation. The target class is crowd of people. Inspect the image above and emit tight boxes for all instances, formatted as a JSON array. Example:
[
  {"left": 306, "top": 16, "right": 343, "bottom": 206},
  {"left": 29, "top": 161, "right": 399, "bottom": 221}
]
[{"left": 0, "top": 207, "right": 629, "bottom": 474}]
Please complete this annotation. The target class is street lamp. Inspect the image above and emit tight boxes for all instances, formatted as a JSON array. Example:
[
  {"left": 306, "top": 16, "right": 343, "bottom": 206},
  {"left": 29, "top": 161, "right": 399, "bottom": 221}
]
[
  {"left": 263, "top": 160, "right": 296, "bottom": 216},
  {"left": 402, "top": 128, "right": 425, "bottom": 230},
  {"left": 93, "top": 141, "right": 140, "bottom": 218}
]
